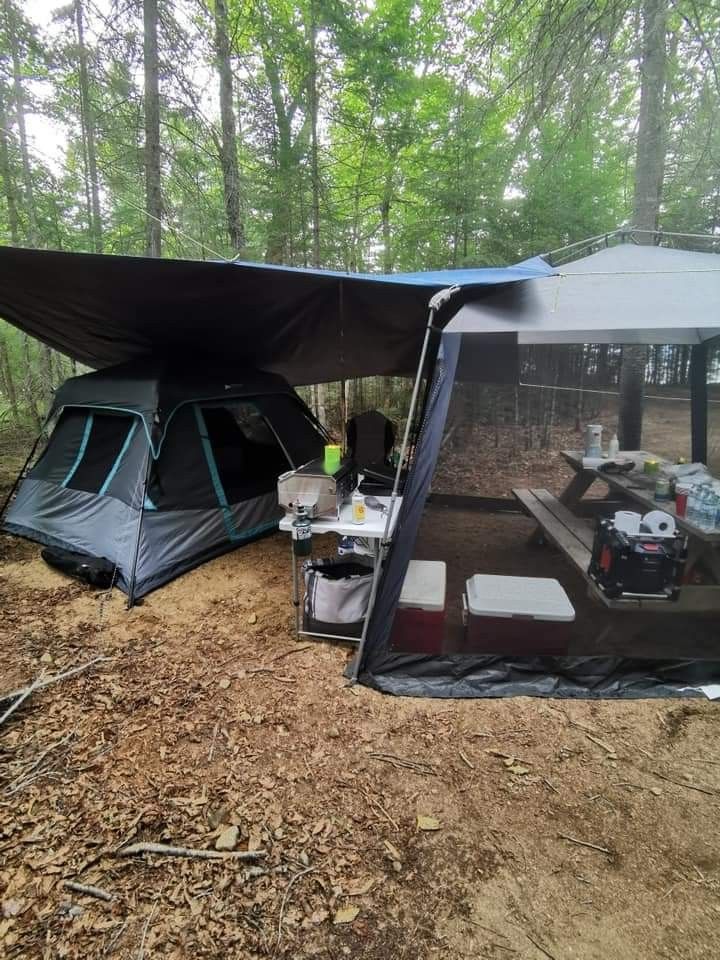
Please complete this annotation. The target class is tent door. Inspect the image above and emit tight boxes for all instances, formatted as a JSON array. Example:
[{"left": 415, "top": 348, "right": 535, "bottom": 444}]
[{"left": 192, "top": 404, "right": 243, "bottom": 542}]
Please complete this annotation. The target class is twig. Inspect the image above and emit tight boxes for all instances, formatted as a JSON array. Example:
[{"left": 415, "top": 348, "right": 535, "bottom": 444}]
[
  {"left": 0, "top": 673, "right": 45, "bottom": 727},
  {"left": 1, "top": 657, "right": 109, "bottom": 707},
  {"left": 63, "top": 880, "right": 113, "bottom": 902},
  {"left": 458, "top": 749, "right": 474, "bottom": 770},
  {"left": 687, "top": 757, "right": 720, "bottom": 766},
  {"left": 117, "top": 842, "right": 267, "bottom": 861},
  {"left": 526, "top": 933, "right": 558, "bottom": 960},
  {"left": 558, "top": 833, "right": 610, "bottom": 855},
  {"left": 486, "top": 749, "right": 533, "bottom": 765},
  {"left": 137, "top": 900, "right": 158, "bottom": 960},
  {"left": 543, "top": 778, "right": 559, "bottom": 794},
  {"left": 208, "top": 722, "right": 219, "bottom": 763},
  {"left": 367, "top": 752, "right": 435, "bottom": 774},
  {"left": 651, "top": 770, "right": 716, "bottom": 796},
  {"left": 585, "top": 733, "right": 617, "bottom": 755},
  {"left": 276, "top": 866, "right": 316, "bottom": 949},
  {"left": 271, "top": 644, "right": 312, "bottom": 662},
  {"left": 4, "top": 733, "right": 74, "bottom": 795}
]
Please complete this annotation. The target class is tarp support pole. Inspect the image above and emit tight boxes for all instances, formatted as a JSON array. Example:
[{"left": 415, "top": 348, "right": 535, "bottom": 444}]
[
  {"left": 126, "top": 449, "right": 152, "bottom": 609},
  {"left": 690, "top": 342, "right": 708, "bottom": 464},
  {"left": 349, "top": 285, "right": 461, "bottom": 683}
]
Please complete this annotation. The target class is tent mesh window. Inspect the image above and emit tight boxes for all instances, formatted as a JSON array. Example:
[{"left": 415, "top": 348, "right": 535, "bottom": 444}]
[
  {"left": 32, "top": 409, "right": 137, "bottom": 495},
  {"left": 199, "top": 401, "right": 291, "bottom": 504}
]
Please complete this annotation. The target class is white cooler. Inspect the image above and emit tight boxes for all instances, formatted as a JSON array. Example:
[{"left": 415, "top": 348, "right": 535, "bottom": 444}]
[
  {"left": 462, "top": 575, "right": 575, "bottom": 655},
  {"left": 390, "top": 560, "right": 447, "bottom": 653}
]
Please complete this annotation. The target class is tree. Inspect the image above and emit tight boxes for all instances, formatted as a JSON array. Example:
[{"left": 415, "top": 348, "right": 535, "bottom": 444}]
[
  {"left": 618, "top": 0, "right": 669, "bottom": 450},
  {"left": 213, "top": 0, "right": 243, "bottom": 253},
  {"left": 74, "top": 0, "right": 103, "bottom": 252},
  {"left": 143, "top": 0, "right": 162, "bottom": 257}
]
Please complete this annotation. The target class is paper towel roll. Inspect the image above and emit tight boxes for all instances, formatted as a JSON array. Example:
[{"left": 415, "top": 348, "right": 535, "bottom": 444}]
[
  {"left": 614, "top": 511, "right": 641, "bottom": 535},
  {"left": 642, "top": 510, "right": 676, "bottom": 537}
]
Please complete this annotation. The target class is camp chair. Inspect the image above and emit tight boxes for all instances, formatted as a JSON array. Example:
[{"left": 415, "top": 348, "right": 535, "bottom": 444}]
[{"left": 346, "top": 410, "right": 397, "bottom": 490}]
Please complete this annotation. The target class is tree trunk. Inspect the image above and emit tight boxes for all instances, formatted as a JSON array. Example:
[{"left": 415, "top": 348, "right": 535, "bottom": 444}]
[
  {"left": 0, "top": 329, "right": 21, "bottom": 429},
  {"left": 4, "top": 0, "right": 39, "bottom": 245},
  {"left": 213, "top": 0, "right": 244, "bottom": 254},
  {"left": 618, "top": 0, "right": 668, "bottom": 450},
  {"left": 308, "top": 0, "right": 321, "bottom": 269},
  {"left": 0, "top": 87, "right": 20, "bottom": 244},
  {"left": 143, "top": 0, "right": 162, "bottom": 257},
  {"left": 75, "top": 0, "right": 103, "bottom": 252}
]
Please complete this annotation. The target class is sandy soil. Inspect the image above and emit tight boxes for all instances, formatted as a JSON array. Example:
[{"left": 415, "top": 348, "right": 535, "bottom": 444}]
[
  {"left": 2, "top": 534, "right": 720, "bottom": 960},
  {"left": 2, "top": 435, "right": 720, "bottom": 958}
]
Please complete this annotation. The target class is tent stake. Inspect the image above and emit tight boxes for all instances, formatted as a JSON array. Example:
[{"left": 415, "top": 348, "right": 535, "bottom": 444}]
[{"left": 349, "top": 286, "right": 460, "bottom": 683}]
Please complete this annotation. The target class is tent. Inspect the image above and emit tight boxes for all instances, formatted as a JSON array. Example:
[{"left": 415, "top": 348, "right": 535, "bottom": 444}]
[
  {"left": 2, "top": 359, "right": 327, "bottom": 602},
  {"left": 352, "top": 238, "right": 720, "bottom": 699}
]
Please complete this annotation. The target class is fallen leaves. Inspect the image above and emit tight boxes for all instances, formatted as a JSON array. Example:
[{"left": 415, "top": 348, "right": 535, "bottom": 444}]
[
  {"left": 333, "top": 906, "right": 360, "bottom": 924},
  {"left": 416, "top": 815, "right": 441, "bottom": 831}
]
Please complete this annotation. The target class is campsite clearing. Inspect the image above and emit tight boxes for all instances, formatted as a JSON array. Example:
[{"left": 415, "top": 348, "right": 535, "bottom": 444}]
[{"left": 1, "top": 445, "right": 719, "bottom": 960}]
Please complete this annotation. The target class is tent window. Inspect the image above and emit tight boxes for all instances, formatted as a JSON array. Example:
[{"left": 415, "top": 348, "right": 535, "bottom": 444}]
[
  {"left": 64, "top": 412, "right": 137, "bottom": 494},
  {"left": 200, "top": 402, "right": 291, "bottom": 503}
]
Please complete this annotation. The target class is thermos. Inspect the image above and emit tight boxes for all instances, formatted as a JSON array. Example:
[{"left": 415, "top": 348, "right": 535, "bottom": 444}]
[{"left": 292, "top": 504, "right": 312, "bottom": 557}]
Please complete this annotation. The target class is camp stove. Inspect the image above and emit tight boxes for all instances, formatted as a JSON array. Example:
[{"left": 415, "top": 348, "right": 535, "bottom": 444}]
[{"left": 278, "top": 458, "right": 357, "bottom": 520}]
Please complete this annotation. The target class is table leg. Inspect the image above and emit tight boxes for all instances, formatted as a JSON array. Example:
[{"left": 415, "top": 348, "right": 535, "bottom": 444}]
[
  {"left": 528, "top": 468, "right": 597, "bottom": 546},
  {"left": 559, "top": 470, "right": 597, "bottom": 509},
  {"left": 291, "top": 541, "right": 301, "bottom": 637}
]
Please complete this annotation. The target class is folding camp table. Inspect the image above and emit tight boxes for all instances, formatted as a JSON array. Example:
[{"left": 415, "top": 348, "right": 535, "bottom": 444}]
[{"left": 279, "top": 495, "right": 402, "bottom": 642}]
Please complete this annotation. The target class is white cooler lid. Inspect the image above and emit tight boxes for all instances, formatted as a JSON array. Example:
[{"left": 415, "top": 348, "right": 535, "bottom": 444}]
[
  {"left": 399, "top": 560, "right": 447, "bottom": 611},
  {"left": 465, "top": 575, "right": 575, "bottom": 622}
]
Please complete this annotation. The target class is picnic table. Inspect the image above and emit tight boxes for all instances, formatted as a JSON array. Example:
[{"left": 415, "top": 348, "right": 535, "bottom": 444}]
[{"left": 513, "top": 450, "right": 720, "bottom": 612}]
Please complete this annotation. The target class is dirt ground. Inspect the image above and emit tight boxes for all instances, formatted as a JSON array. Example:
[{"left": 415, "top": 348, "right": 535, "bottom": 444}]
[{"left": 1, "top": 439, "right": 720, "bottom": 959}]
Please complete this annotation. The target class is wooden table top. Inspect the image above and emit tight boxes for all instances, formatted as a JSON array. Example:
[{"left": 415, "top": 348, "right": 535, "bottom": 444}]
[{"left": 562, "top": 449, "right": 720, "bottom": 544}]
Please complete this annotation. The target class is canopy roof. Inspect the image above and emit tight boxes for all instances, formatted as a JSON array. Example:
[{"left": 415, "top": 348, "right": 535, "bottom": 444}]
[
  {"left": 0, "top": 246, "right": 550, "bottom": 384},
  {"left": 446, "top": 243, "right": 720, "bottom": 344}
]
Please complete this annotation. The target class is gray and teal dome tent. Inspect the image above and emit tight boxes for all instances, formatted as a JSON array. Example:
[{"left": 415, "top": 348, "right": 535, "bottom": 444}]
[{"left": 2, "top": 359, "right": 327, "bottom": 602}]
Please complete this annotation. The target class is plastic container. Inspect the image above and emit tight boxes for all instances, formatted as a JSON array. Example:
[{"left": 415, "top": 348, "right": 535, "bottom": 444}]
[
  {"left": 462, "top": 575, "right": 575, "bottom": 655},
  {"left": 351, "top": 491, "right": 366, "bottom": 524},
  {"left": 675, "top": 480, "right": 693, "bottom": 518},
  {"left": 390, "top": 560, "right": 447, "bottom": 654}
]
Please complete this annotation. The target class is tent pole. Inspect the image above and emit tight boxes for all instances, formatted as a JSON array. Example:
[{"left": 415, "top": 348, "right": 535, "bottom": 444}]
[
  {"left": 0, "top": 420, "right": 49, "bottom": 519},
  {"left": 126, "top": 449, "right": 152, "bottom": 609},
  {"left": 690, "top": 341, "right": 708, "bottom": 464},
  {"left": 349, "top": 285, "right": 460, "bottom": 684}
]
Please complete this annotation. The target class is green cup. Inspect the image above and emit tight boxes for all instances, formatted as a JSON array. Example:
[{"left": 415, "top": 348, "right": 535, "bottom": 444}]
[{"left": 324, "top": 444, "right": 341, "bottom": 473}]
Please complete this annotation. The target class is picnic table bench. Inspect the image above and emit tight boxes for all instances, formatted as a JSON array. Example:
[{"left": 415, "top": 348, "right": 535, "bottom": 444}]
[{"left": 513, "top": 451, "right": 720, "bottom": 613}]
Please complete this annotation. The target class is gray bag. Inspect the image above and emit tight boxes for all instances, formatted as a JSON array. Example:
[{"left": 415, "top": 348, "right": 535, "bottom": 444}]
[{"left": 303, "top": 558, "right": 374, "bottom": 639}]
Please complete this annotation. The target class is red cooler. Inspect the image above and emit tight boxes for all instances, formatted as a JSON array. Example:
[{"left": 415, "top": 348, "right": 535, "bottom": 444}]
[
  {"left": 390, "top": 560, "right": 447, "bottom": 654},
  {"left": 462, "top": 575, "right": 574, "bottom": 655}
]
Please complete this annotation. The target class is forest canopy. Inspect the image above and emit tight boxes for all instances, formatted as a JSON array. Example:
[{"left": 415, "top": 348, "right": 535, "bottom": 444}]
[{"left": 0, "top": 0, "right": 718, "bottom": 436}]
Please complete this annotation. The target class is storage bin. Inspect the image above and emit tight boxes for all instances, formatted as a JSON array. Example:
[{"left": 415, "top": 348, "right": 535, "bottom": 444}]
[
  {"left": 390, "top": 560, "right": 447, "bottom": 653},
  {"left": 462, "top": 575, "right": 574, "bottom": 655}
]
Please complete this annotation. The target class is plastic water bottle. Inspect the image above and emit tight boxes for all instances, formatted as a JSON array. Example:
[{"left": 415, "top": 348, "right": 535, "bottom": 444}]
[
  {"left": 699, "top": 485, "right": 714, "bottom": 531},
  {"left": 687, "top": 485, "right": 699, "bottom": 524}
]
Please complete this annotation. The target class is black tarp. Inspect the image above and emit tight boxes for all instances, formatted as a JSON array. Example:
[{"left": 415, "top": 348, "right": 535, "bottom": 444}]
[{"left": 0, "top": 246, "right": 552, "bottom": 383}]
